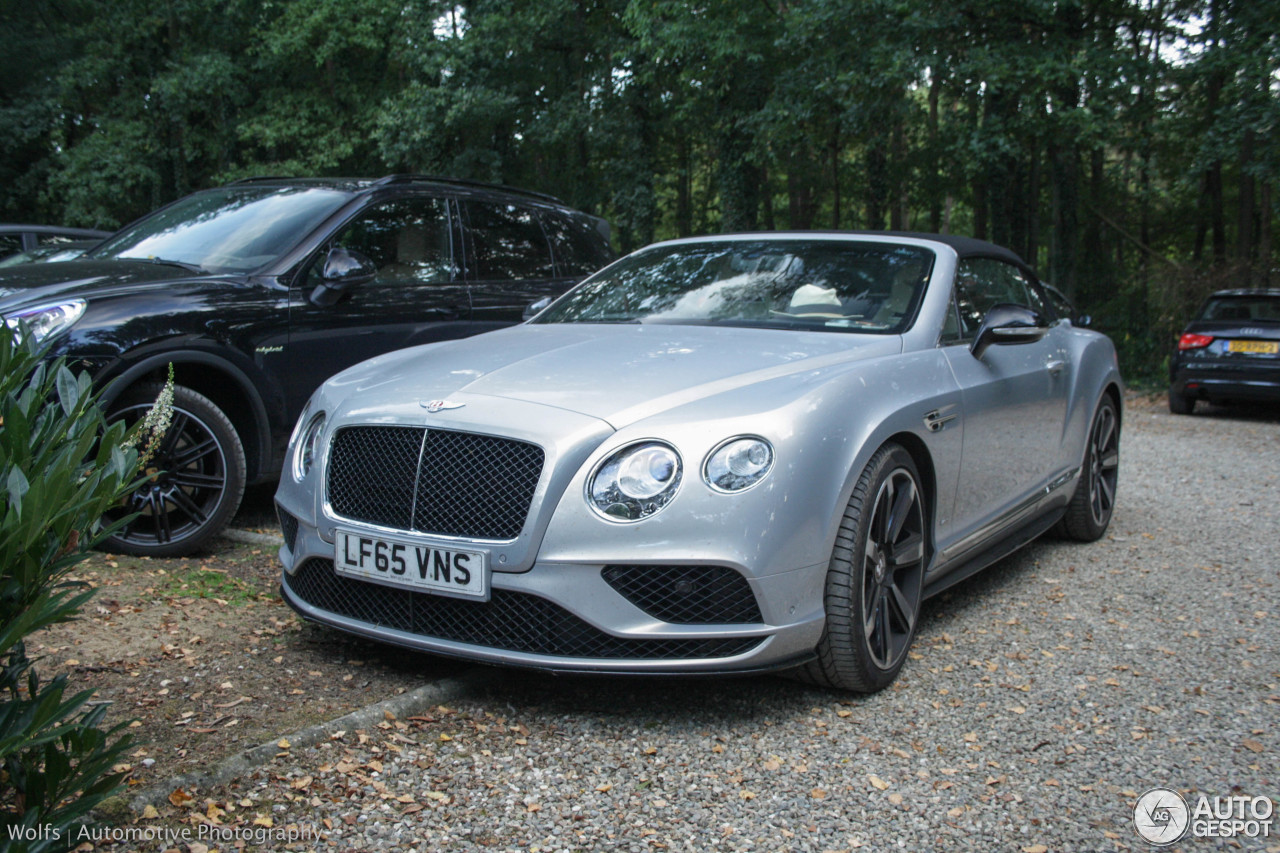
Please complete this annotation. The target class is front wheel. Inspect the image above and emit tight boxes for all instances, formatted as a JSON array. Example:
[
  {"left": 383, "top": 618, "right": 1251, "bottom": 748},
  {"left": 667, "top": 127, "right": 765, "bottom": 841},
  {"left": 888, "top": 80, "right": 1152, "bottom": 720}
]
[
  {"left": 798, "top": 443, "right": 927, "bottom": 693},
  {"left": 1058, "top": 395, "right": 1120, "bottom": 542},
  {"left": 102, "top": 384, "right": 247, "bottom": 557}
]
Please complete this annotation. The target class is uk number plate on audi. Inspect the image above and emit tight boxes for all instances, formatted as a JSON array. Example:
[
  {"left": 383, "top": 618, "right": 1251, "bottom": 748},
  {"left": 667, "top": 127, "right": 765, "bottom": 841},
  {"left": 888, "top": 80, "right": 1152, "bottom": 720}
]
[{"left": 334, "top": 529, "right": 488, "bottom": 600}]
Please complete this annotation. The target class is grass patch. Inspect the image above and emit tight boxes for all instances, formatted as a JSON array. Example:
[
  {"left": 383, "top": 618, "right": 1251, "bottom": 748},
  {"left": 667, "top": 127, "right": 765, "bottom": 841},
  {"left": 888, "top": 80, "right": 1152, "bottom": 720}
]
[{"left": 155, "top": 567, "right": 266, "bottom": 604}]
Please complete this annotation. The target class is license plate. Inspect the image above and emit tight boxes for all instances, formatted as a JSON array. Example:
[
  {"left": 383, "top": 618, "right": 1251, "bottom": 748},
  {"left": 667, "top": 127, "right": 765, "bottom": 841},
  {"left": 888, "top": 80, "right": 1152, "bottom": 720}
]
[
  {"left": 1228, "top": 339, "right": 1279, "bottom": 354},
  {"left": 334, "top": 529, "right": 488, "bottom": 600}
]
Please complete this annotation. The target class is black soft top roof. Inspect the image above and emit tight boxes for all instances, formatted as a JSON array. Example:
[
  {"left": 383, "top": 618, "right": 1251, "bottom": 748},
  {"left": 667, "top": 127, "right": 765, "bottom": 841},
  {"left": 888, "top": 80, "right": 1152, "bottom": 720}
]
[
  {"left": 715, "top": 230, "right": 1033, "bottom": 273},
  {"left": 856, "top": 230, "right": 1028, "bottom": 267}
]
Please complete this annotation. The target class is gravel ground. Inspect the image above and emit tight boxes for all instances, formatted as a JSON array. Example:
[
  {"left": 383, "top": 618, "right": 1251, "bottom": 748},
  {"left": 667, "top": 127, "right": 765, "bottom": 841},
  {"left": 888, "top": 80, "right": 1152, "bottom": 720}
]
[{"left": 116, "top": 398, "right": 1278, "bottom": 853}]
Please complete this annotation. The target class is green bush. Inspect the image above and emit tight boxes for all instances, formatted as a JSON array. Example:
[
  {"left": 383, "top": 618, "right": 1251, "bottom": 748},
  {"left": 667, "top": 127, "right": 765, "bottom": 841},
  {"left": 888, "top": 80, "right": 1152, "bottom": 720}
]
[{"left": 0, "top": 328, "right": 163, "bottom": 852}]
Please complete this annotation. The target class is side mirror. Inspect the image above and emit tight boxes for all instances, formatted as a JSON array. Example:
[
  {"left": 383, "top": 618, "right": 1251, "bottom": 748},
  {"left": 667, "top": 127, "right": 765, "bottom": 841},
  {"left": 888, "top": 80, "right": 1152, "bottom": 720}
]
[
  {"left": 971, "top": 303, "right": 1049, "bottom": 359},
  {"left": 1075, "top": 313, "right": 1092, "bottom": 327},
  {"left": 523, "top": 296, "right": 553, "bottom": 321},
  {"left": 309, "top": 246, "right": 377, "bottom": 307}
]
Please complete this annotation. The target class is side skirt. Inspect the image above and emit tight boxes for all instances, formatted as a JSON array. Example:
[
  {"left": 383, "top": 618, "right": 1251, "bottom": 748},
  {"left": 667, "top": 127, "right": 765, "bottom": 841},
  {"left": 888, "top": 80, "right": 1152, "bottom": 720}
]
[{"left": 922, "top": 506, "right": 1065, "bottom": 600}]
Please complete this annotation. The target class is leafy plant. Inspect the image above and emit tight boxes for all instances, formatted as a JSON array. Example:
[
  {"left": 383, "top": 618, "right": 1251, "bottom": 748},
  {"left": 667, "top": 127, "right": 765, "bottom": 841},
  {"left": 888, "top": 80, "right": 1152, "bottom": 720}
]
[{"left": 0, "top": 326, "right": 170, "bottom": 852}]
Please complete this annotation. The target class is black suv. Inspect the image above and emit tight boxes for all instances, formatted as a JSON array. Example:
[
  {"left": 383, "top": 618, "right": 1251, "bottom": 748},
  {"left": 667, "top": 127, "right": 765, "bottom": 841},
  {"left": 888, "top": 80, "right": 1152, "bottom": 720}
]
[{"left": 0, "top": 176, "right": 614, "bottom": 556}]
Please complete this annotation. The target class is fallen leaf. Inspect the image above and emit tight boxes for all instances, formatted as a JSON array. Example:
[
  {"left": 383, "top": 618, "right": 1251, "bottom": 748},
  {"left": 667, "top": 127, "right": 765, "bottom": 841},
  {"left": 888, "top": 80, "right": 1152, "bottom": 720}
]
[
  {"left": 276, "top": 738, "right": 290, "bottom": 749},
  {"left": 888, "top": 793, "right": 903, "bottom": 805},
  {"left": 868, "top": 775, "right": 889, "bottom": 791},
  {"left": 1242, "top": 739, "right": 1265, "bottom": 754},
  {"left": 141, "top": 805, "right": 160, "bottom": 820},
  {"left": 292, "top": 776, "right": 313, "bottom": 790},
  {"left": 168, "top": 787, "right": 194, "bottom": 807},
  {"left": 253, "top": 815, "right": 273, "bottom": 828},
  {"left": 810, "top": 788, "right": 828, "bottom": 799},
  {"left": 1022, "top": 846, "right": 1048, "bottom": 853},
  {"left": 596, "top": 783, "right": 613, "bottom": 792}
]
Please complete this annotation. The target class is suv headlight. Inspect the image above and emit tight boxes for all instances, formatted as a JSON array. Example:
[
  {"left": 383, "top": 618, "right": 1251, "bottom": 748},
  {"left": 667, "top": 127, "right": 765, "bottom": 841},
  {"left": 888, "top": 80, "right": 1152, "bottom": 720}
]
[
  {"left": 703, "top": 437, "right": 774, "bottom": 492},
  {"left": 3, "top": 300, "right": 87, "bottom": 343},
  {"left": 588, "top": 441, "right": 682, "bottom": 521}
]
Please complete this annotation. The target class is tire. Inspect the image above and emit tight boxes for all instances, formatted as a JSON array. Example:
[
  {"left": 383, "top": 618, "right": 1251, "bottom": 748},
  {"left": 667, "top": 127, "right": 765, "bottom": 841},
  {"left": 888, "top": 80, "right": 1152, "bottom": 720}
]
[
  {"left": 102, "top": 384, "right": 247, "bottom": 557},
  {"left": 1058, "top": 395, "right": 1120, "bottom": 542},
  {"left": 798, "top": 443, "right": 927, "bottom": 693},
  {"left": 1168, "top": 389, "right": 1195, "bottom": 415}
]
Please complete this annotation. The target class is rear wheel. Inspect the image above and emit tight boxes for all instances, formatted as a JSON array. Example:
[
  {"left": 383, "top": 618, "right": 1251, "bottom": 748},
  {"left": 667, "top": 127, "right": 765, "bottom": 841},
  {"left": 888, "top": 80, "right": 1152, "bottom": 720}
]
[
  {"left": 1168, "top": 389, "right": 1195, "bottom": 415},
  {"left": 798, "top": 443, "right": 926, "bottom": 693},
  {"left": 1058, "top": 396, "right": 1120, "bottom": 542},
  {"left": 102, "top": 384, "right": 246, "bottom": 557}
]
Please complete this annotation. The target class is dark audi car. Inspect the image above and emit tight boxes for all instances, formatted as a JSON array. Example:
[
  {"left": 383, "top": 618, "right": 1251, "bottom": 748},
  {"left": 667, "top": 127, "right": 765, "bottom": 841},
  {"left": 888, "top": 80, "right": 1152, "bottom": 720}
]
[
  {"left": 1169, "top": 289, "right": 1280, "bottom": 414},
  {"left": 0, "top": 176, "right": 613, "bottom": 556}
]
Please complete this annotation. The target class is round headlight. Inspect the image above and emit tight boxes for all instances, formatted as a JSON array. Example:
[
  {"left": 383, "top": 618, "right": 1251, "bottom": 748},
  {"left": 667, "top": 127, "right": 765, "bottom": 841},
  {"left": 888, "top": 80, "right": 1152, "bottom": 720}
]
[
  {"left": 703, "top": 437, "right": 774, "bottom": 492},
  {"left": 292, "top": 411, "right": 326, "bottom": 482},
  {"left": 588, "top": 441, "right": 682, "bottom": 521}
]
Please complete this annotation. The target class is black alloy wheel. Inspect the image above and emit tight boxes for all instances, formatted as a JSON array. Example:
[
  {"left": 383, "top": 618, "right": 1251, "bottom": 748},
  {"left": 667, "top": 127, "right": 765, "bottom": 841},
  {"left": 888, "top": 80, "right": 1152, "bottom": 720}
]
[
  {"left": 103, "top": 384, "right": 246, "bottom": 557},
  {"left": 1058, "top": 395, "right": 1120, "bottom": 542},
  {"left": 800, "top": 443, "right": 926, "bottom": 693}
]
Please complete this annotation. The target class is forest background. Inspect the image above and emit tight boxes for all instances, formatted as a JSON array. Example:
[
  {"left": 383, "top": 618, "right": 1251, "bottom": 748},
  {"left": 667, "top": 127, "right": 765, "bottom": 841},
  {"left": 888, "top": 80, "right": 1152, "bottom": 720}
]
[{"left": 2, "top": 0, "right": 1276, "bottom": 383}]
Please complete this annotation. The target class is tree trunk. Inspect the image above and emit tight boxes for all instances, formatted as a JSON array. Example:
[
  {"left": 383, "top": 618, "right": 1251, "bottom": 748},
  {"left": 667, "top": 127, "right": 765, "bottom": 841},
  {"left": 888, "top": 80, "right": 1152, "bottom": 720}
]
[
  {"left": 1237, "top": 128, "right": 1255, "bottom": 272},
  {"left": 1258, "top": 181, "right": 1271, "bottom": 289},
  {"left": 1050, "top": 139, "right": 1080, "bottom": 300}
]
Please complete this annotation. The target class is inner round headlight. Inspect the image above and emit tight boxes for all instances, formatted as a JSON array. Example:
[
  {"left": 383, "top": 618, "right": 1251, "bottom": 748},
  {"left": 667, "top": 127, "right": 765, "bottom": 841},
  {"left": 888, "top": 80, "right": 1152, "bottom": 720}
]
[
  {"left": 292, "top": 411, "right": 326, "bottom": 482},
  {"left": 588, "top": 441, "right": 682, "bottom": 521},
  {"left": 704, "top": 437, "right": 774, "bottom": 492}
]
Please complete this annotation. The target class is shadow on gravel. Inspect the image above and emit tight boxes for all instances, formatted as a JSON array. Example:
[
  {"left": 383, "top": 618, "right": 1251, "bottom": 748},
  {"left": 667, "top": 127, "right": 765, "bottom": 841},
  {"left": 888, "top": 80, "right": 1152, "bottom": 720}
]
[
  {"left": 446, "top": 543, "right": 1060, "bottom": 722},
  {"left": 1183, "top": 400, "right": 1280, "bottom": 423}
]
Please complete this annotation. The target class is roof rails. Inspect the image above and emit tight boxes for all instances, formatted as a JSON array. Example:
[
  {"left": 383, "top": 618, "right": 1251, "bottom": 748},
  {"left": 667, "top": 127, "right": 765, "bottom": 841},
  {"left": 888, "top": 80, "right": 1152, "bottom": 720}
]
[
  {"left": 229, "top": 176, "right": 301, "bottom": 185},
  {"left": 373, "top": 174, "right": 564, "bottom": 204},
  {"left": 227, "top": 174, "right": 566, "bottom": 205}
]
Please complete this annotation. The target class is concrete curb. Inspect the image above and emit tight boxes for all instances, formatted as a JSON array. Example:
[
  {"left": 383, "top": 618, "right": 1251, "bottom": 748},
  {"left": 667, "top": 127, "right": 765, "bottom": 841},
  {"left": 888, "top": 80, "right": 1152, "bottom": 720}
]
[
  {"left": 127, "top": 668, "right": 497, "bottom": 814},
  {"left": 219, "top": 528, "right": 284, "bottom": 547}
]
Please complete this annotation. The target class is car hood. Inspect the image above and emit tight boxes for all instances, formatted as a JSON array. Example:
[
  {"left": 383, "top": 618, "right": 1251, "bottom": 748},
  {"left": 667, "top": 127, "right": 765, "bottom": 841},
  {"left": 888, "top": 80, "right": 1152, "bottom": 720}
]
[
  {"left": 329, "top": 323, "right": 902, "bottom": 428},
  {"left": 0, "top": 259, "right": 221, "bottom": 311}
]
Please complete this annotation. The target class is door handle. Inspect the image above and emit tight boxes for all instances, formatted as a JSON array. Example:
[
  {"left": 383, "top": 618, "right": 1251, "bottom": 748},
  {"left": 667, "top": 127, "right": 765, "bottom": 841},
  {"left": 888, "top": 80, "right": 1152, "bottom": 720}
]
[{"left": 1046, "top": 359, "right": 1066, "bottom": 376}]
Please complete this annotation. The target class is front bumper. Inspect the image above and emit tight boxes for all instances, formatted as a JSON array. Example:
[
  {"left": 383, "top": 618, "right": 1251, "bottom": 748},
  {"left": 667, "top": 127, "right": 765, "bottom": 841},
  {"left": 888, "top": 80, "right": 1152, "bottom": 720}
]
[{"left": 277, "top": 511, "right": 827, "bottom": 676}]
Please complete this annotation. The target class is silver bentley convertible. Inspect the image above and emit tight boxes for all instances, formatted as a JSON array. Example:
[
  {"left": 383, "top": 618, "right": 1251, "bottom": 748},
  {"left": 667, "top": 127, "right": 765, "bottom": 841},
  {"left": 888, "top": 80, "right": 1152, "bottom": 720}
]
[{"left": 275, "top": 233, "right": 1122, "bottom": 692}]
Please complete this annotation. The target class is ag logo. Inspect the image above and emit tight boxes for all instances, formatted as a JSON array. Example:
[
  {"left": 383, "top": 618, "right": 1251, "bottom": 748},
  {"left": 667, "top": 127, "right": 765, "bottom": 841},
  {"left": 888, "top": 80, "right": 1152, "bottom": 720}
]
[
  {"left": 420, "top": 399, "right": 465, "bottom": 413},
  {"left": 1134, "top": 788, "right": 1190, "bottom": 845}
]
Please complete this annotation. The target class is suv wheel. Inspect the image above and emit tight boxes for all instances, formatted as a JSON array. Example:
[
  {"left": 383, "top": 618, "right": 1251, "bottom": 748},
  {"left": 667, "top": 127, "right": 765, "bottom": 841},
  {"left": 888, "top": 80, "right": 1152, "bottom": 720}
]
[{"left": 102, "top": 384, "right": 246, "bottom": 557}]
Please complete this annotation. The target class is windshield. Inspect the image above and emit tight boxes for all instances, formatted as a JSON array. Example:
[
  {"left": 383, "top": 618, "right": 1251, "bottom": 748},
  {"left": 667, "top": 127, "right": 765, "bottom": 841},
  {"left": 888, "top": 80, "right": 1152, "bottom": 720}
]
[
  {"left": 536, "top": 240, "right": 935, "bottom": 333},
  {"left": 86, "top": 186, "right": 353, "bottom": 274},
  {"left": 1198, "top": 296, "right": 1280, "bottom": 323}
]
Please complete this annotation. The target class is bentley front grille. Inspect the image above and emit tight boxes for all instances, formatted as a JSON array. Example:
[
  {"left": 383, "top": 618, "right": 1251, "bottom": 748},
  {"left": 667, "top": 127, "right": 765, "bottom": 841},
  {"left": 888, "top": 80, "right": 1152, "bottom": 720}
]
[{"left": 327, "top": 425, "right": 544, "bottom": 540}]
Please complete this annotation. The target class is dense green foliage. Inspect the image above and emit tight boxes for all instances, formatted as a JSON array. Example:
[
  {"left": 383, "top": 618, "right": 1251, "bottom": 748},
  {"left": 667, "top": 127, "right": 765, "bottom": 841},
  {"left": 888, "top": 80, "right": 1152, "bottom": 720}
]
[
  {"left": 0, "top": 328, "right": 149, "bottom": 851},
  {"left": 2, "top": 0, "right": 1275, "bottom": 381}
]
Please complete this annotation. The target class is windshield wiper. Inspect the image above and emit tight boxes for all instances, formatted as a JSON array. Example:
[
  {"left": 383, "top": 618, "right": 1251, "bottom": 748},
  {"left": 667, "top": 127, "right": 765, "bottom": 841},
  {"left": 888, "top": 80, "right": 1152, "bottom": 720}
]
[{"left": 127, "top": 256, "right": 207, "bottom": 274}]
